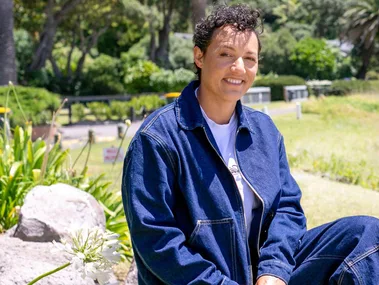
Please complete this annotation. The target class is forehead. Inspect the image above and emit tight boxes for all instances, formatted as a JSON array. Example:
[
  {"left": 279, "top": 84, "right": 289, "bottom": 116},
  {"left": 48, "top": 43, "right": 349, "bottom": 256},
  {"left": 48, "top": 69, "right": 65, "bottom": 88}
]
[{"left": 209, "top": 25, "right": 258, "bottom": 50}]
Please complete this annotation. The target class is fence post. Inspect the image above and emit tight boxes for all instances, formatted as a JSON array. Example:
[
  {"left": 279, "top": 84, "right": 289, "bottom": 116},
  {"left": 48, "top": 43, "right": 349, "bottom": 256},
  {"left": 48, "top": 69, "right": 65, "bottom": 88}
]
[
  {"left": 262, "top": 105, "right": 269, "bottom": 115},
  {"left": 117, "top": 124, "right": 124, "bottom": 139},
  {"left": 88, "top": 129, "right": 95, "bottom": 144},
  {"left": 296, "top": 102, "right": 302, "bottom": 120},
  {"left": 130, "top": 107, "right": 135, "bottom": 122}
]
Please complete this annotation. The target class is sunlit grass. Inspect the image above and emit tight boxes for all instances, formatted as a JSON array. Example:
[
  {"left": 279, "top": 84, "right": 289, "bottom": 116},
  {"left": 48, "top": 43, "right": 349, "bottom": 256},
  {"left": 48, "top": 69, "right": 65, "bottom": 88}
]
[
  {"left": 296, "top": 172, "right": 379, "bottom": 229},
  {"left": 68, "top": 139, "right": 129, "bottom": 192},
  {"left": 274, "top": 94, "right": 379, "bottom": 190},
  {"left": 246, "top": 100, "right": 296, "bottom": 111}
]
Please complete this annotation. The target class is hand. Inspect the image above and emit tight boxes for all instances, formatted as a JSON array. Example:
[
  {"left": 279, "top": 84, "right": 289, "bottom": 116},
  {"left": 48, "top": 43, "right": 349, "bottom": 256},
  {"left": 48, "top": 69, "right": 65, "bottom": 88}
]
[{"left": 256, "top": 275, "right": 286, "bottom": 285}]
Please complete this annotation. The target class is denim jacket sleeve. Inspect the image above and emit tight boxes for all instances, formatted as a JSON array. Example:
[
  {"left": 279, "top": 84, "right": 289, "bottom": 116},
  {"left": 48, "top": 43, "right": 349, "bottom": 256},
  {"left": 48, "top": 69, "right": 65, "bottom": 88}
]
[
  {"left": 257, "top": 135, "right": 307, "bottom": 284},
  {"left": 122, "top": 132, "right": 238, "bottom": 285}
]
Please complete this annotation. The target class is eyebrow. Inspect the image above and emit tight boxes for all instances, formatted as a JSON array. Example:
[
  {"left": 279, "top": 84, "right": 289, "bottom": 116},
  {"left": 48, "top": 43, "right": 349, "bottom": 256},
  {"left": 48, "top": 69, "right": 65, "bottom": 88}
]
[{"left": 218, "top": 45, "right": 257, "bottom": 56}]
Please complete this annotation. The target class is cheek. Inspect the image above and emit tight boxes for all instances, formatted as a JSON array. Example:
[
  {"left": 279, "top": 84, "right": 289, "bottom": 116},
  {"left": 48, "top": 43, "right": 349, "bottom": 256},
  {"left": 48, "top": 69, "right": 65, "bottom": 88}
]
[{"left": 247, "top": 66, "right": 258, "bottom": 80}]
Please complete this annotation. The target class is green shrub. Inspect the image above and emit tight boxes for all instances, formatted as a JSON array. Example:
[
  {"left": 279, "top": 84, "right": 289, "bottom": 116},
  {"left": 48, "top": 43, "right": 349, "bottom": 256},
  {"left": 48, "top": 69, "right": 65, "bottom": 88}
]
[
  {"left": 120, "top": 34, "right": 150, "bottom": 66},
  {"left": 171, "top": 68, "right": 196, "bottom": 92},
  {"left": 253, "top": 75, "right": 306, "bottom": 101},
  {"left": 128, "top": 97, "right": 143, "bottom": 113},
  {"left": 366, "top": 71, "right": 379, "bottom": 80},
  {"left": 14, "top": 29, "right": 34, "bottom": 83},
  {"left": 138, "top": 95, "right": 166, "bottom": 112},
  {"left": 290, "top": 37, "right": 337, "bottom": 80},
  {"left": 124, "top": 60, "right": 161, "bottom": 94},
  {"left": 149, "top": 69, "right": 173, "bottom": 92},
  {"left": 150, "top": 68, "right": 195, "bottom": 93},
  {"left": 169, "top": 35, "right": 194, "bottom": 70},
  {"left": 110, "top": 101, "right": 130, "bottom": 121},
  {"left": 260, "top": 28, "right": 297, "bottom": 75},
  {"left": 72, "top": 103, "right": 86, "bottom": 122},
  {"left": 82, "top": 54, "right": 124, "bottom": 95},
  {"left": 328, "top": 80, "right": 379, "bottom": 95},
  {"left": 87, "top": 102, "right": 109, "bottom": 121},
  {"left": 0, "top": 86, "right": 61, "bottom": 127}
]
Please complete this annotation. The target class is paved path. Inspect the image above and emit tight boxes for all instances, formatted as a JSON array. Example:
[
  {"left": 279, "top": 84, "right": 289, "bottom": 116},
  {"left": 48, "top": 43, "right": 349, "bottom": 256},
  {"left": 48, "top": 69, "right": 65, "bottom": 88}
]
[{"left": 59, "top": 106, "right": 295, "bottom": 149}]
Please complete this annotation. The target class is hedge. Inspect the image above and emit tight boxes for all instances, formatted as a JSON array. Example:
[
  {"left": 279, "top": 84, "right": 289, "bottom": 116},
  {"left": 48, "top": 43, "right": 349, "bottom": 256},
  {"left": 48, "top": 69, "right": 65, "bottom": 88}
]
[
  {"left": 253, "top": 75, "right": 306, "bottom": 101},
  {"left": 0, "top": 86, "right": 61, "bottom": 127}
]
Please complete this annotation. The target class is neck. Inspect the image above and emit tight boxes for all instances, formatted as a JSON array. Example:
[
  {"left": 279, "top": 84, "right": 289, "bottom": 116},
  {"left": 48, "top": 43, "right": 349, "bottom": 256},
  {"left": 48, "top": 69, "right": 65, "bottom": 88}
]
[{"left": 197, "top": 86, "right": 236, "bottom": 124}]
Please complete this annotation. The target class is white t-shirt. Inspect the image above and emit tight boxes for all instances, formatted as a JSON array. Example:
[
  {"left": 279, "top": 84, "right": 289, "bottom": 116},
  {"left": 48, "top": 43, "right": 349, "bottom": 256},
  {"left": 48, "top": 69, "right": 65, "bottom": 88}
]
[{"left": 195, "top": 89, "right": 261, "bottom": 235}]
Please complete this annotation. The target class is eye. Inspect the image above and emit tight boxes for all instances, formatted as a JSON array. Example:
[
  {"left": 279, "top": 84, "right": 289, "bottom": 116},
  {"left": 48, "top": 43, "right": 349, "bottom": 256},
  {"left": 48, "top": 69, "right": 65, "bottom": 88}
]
[
  {"left": 220, "top": 52, "right": 232, "bottom": 57},
  {"left": 245, "top": 57, "right": 257, "bottom": 62}
]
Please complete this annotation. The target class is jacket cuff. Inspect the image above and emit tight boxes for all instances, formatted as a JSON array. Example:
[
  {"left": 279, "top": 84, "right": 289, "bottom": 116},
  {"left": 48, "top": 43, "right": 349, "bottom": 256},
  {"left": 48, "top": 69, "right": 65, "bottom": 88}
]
[{"left": 257, "top": 260, "right": 293, "bottom": 285}]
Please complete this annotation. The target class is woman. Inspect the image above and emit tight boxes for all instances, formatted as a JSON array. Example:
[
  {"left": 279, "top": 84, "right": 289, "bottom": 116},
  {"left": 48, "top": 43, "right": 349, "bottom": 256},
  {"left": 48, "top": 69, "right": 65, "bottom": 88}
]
[{"left": 122, "top": 5, "right": 379, "bottom": 285}]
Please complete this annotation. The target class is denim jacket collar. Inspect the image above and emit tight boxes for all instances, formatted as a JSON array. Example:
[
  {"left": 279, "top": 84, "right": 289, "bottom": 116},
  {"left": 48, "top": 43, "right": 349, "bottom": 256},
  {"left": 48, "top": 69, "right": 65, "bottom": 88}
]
[{"left": 175, "top": 80, "right": 254, "bottom": 133}]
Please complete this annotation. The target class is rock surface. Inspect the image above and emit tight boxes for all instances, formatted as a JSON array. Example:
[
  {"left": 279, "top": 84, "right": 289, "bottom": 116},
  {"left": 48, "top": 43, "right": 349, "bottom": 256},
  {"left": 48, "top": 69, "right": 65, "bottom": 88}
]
[
  {"left": 0, "top": 235, "right": 96, "bottom": 285},
  {"left": 14, "top": 183, "right": 106, "bottom": 242},
  {"left": 124, "top": 259, "right": 138, "bottom": 285}
]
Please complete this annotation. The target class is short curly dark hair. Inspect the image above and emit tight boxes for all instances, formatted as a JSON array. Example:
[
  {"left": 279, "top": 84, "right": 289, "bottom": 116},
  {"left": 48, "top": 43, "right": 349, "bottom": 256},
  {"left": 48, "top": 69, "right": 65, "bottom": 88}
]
[{"left": 193, "top": 4, "right": 263, "bottom": 81}]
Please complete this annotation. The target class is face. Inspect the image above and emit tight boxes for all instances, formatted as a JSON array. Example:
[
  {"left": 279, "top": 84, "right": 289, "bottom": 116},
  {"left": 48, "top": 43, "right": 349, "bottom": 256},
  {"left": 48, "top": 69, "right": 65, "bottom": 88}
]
[{"left": 194, "top": 25, "right": 259, "bottom": 104}]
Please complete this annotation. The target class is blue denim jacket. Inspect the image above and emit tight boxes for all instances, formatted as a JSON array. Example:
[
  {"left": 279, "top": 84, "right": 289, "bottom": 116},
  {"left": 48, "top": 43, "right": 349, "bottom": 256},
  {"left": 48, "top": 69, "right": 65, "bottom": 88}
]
[{"left": 122, "top": 81, "right": 307, "bottom": 285}]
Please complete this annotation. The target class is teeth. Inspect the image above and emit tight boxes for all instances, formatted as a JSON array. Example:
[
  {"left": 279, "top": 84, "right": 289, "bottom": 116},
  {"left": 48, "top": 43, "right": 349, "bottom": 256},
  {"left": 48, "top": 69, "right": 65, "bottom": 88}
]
[{"left": 225, "top": 78, "right": 242, "bottom": 84}]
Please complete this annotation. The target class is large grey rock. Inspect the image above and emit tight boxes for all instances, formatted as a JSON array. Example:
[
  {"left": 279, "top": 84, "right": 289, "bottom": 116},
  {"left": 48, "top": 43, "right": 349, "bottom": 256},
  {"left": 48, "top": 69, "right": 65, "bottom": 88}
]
[
  {"left": 0, "top": 235, "right": 96, "bottom": 285},
  {"left": 124, "top": 259, "right": 138, "bottom": 285},
  {"left": 14, "top": 183, "right": 106, "bottom": 242}
]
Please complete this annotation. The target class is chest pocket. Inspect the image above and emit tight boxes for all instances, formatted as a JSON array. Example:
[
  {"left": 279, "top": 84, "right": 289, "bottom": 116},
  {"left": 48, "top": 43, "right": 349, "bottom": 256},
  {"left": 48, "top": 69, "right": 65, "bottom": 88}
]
[{"left": 187, "top": 218, "right": 237, "bottom": 280}]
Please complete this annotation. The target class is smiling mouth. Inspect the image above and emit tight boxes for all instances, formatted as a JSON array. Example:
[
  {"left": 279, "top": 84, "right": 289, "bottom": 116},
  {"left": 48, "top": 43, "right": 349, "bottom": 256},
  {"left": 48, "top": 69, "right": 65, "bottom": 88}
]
[{"left": 224, "top": 78, "right": 244, "bottom": 85}]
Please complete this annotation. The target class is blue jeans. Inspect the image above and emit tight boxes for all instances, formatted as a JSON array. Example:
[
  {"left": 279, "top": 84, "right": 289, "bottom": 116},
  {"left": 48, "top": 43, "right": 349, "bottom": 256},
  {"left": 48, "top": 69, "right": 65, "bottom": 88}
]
[{"left": 289, "top": 215, "right": 379, "bottom": 285}]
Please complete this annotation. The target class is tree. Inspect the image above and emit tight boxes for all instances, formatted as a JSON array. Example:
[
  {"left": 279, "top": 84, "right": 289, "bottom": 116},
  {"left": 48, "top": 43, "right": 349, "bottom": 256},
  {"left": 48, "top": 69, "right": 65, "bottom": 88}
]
[
  {"left": 191, "top": 0, "right": 206, "bottom": 30},
  {"left": 151, "top": 0, "right": 176, "bottom": 67},
  {"left": 343, "top": 0, "right": 379, "bottom": 79},
  {"left": 125, "top": 0, "right": 190, "bottom": 68},
  {"left": 260, "top": 28, "right": 297, "bottom": 75},
  {"left": 18, "top": 0, "right": 84, "bottom": 72},
  {"left": 0, "top": 0, "right": 17, "bottom": 85},
  {"left": 14, "top": 0, "right": 121, "bottom": 93},
  {"left": 290, "top": 37, "right": 337, "bottom": 79},
  {"left": 301, "top": 0, "right": 349, "bottom": 39},
  {"left": 48, "top": 0, "right": 121, "bottom": 93}
]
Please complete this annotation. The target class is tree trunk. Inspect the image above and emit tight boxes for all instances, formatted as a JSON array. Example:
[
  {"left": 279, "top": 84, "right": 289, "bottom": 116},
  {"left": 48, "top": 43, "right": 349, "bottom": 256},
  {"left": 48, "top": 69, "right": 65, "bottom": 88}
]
[
  {"left": 0, "top": 0, "right": 17, "bottom": 85},
  {"left": 29, "top": 23, "right": 58, "bottom": 71},
  {"left": 28, "top": 0, "right": 82, "bottom": 71},
  {"left": 155, "top": 0, "right": 174, "bottom": 68},
  {"left": 148, "top": 16, "right": 156, "bottom": 62},
  {"left": 191, "top": 0, "right": 206, "bottom": 30},
  {"left": 357, "top": 43, "right": 375, "bottom": 79}
]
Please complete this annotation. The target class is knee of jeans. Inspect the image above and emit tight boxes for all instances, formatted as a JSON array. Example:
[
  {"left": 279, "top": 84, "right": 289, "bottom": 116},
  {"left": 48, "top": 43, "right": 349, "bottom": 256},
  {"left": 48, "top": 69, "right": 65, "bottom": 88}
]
[{"left": 342, "top": 215, "right": 379, "bottom": 235}]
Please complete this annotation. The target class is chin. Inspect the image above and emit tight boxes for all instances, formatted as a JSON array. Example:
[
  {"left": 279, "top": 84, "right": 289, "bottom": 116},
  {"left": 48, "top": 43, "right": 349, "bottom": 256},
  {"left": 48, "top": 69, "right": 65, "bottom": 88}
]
[{"left": 223, "top": 92, "right": 244, "bottom": 102}]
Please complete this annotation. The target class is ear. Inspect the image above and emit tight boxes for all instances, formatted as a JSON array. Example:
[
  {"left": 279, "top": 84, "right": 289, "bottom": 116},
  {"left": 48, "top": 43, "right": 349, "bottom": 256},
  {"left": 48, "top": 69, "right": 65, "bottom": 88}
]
[{"left": 193, "top": 46, "right": 204, "bottom": 69}]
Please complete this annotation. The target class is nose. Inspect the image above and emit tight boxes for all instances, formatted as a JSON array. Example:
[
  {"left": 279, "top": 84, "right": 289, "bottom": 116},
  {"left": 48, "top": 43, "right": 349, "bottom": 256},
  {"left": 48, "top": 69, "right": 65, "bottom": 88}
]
[{"left": 231, "top": 57, "right": 245, "bottom": 74}]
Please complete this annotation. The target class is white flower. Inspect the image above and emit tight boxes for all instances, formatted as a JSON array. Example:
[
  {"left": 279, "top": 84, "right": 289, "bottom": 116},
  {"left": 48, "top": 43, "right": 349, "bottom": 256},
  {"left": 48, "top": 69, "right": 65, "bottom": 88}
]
[
  {"left": 52, "top": 227, "right": 121, "bottom": 284},
  {"left": 125, "top": 119, "right": 132, "bottom": 127}
]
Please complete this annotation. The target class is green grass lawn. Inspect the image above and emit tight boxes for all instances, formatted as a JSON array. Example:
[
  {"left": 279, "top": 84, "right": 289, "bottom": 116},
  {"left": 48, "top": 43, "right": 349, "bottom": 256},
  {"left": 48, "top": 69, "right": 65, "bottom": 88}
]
[
  {"left": 246, "top": 100, "right": 296, "bottom": 111},
  {"left": 273, "top": 94, "right": 379, "bottom": 190},
  {"left": 295, "top": 171, "right": 379, "bottom": 229},
  {"left": 68, "top": 139, "right": 129, "bottom": 193}
]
